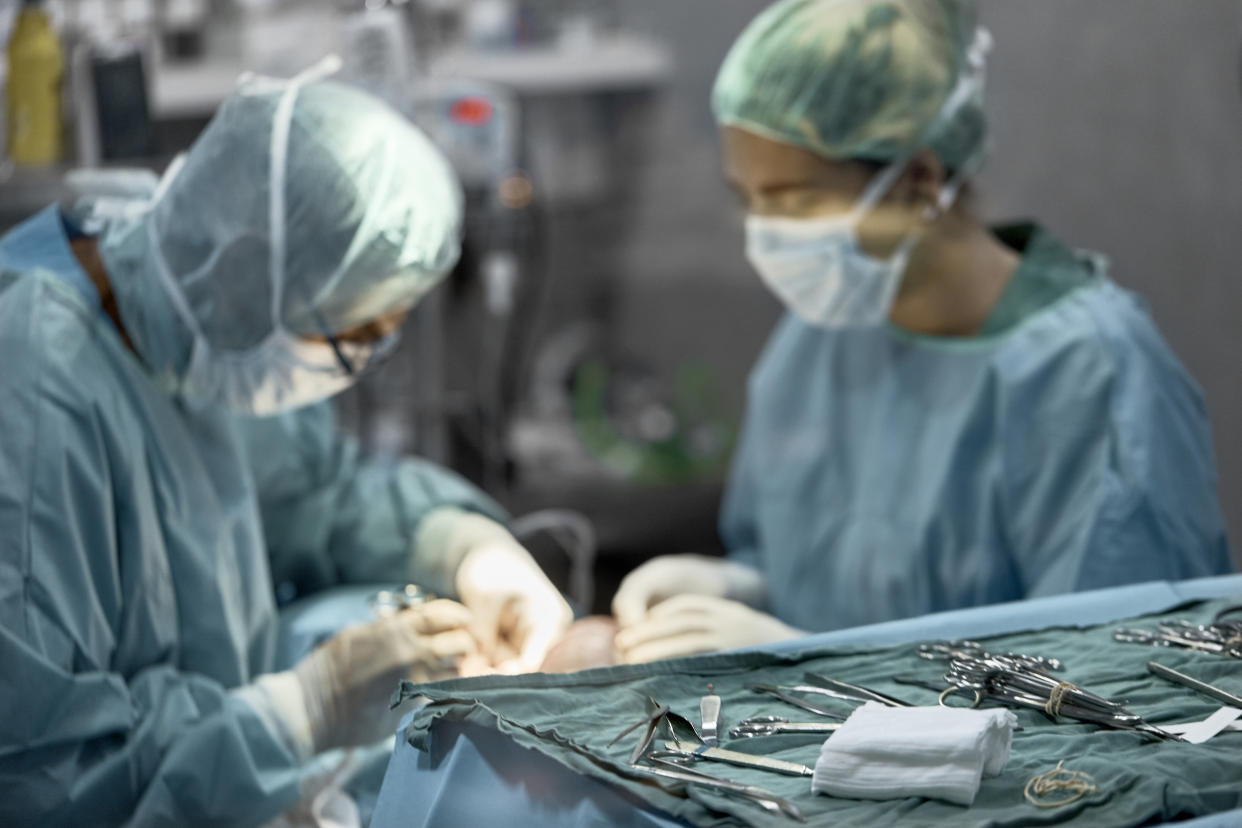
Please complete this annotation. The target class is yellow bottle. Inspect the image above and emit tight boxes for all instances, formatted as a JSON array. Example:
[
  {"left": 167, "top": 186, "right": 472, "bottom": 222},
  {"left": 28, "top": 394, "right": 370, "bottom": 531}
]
[{"left": 6, "top": 0, "right": 65, "bottom": 166}]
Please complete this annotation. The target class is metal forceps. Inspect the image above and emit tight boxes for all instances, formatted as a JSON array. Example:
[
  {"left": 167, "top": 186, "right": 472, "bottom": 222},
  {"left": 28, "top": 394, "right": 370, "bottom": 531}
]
[
  {"left": 631, "top": 759, "right": 806, "bottom": 822},
  {"left": 750, "top": 684, "right": 849, "bottom": 719},
  {"left": 801, "top": 673, "right": 914, "bottom": 707},
  {"left": 654, "top": 740, "right": 815, "bottom": 777}
]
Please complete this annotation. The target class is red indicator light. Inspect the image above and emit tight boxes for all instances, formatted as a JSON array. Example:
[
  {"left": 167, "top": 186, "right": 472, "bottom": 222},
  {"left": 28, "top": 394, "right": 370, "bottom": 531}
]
[{"left": 450, "top": 97, "right": 493, "bottom": 126}]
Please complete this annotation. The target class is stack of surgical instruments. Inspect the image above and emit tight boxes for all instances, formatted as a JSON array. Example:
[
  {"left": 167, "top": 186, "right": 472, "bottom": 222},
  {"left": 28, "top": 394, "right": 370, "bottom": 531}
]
[{"left": 941, "top": 654, "right": 1182, "bottom": 741}]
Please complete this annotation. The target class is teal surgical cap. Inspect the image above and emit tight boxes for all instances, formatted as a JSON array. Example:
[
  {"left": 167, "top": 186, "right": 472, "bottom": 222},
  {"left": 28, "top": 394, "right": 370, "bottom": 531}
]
[
  {"left": 712, "top": 0, "right": 990, "bottom": 173},
  {"left": 95, "top": 66, "right": 463, "bottom": 387}
]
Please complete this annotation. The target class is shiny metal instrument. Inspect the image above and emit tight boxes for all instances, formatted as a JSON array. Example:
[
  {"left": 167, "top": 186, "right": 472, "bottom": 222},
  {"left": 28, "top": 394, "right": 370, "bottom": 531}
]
[
  {"left": 801, "top": 673, "right": 914, "bottom": 707},
  {"left": 941, "top": 654, "right": 1182, "bottom": 741},
  {"left": 730, "top": 718, "right": 842, "bottom": 738},
  {"left": 1147, "top": 661, "right": 1242, "bottom": 708},
  {"left": 1114, "top": 620, "right": 1242, "bottom": 658},
  {"left": 659, "top": 740, "right": 815, "bottom": 777},
  {"left": 631, "top": 760, "right": 805, "bottom": 822},
  {"left": 750, "top": 684, "right": 848, "bottom": 719},
  {"left": 700, "top": 685, "right": 722, "bottom": 747},
  {"left": 917, "top": 640, "right": 1064, "bottom": 672}
]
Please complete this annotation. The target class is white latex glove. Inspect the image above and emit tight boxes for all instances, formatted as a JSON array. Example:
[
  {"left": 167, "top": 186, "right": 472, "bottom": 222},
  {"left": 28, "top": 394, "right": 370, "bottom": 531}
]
[
  {"left": 614, "top": 594, "right": 802, "bottom": 663},
  {"left": 611, "top": 554, "right": 767, "bottom": 629},
  {"left": 425, "top": 509, "right": 573, "bottom": 673},
  {"left": 292, "top": 599, "right": 477, "bottom": 754}
]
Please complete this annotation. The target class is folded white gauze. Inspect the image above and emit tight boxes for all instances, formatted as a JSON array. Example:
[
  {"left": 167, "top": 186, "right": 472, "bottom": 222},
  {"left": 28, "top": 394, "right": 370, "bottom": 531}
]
[{"left": 811, "top": 702, "right": 1018, "bottom": 806}]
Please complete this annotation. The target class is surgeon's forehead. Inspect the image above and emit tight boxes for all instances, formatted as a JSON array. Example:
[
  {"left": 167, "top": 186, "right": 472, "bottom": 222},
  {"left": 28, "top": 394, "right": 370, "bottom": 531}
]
[{"left": 721, "top": 125, "right": 862, "bottom": 190}]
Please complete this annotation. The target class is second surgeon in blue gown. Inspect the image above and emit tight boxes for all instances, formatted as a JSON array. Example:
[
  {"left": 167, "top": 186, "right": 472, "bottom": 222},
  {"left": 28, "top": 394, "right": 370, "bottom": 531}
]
[
  {"left": 0, "top": 68, "right": 571, "bottom": 825},
  {"left": 613, "top": 0, "right": 1232, "bottom": 661}
]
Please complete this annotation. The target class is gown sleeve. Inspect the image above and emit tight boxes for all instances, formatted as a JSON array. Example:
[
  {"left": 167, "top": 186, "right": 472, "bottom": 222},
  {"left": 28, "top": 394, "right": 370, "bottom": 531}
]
[
  {"left": 234, "top": 402, "right": 507, "bottom": 598},
  {"left": 1002, "top": 290, "right": 1233, "bottom": 597},
  {"left": 0, "top": 299, "right": 303, "bottom": 827}
]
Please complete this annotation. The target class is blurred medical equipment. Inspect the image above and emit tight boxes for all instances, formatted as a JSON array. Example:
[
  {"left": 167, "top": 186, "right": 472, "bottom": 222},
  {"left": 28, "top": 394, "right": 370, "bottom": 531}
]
[
  {"left": 1113, "top": 620, "right": 1242, "bottom": 658},
  {"left": 6, "top": 0, "right": 65, "bottom": 165},
  {"left": 367, "top": 584, "right": 434, "bottom": 616},
  {"left": 1146, "top": 661, "right": 1242, "bottom": 709}
]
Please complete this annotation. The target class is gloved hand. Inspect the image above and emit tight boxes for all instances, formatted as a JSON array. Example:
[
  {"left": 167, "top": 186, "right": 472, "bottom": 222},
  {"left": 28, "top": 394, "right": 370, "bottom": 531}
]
[
  {"left": 422, "top": 509, "right": 572, "bottom": 674},
  {"left": 293, "top": 599, "right": 477, "bottom": 753},
  {"left": 611, "top": 554, "right": 767, "bottom": 629},
  {"left": 614, "top": 595, "right": 802, "bottom": 663}
]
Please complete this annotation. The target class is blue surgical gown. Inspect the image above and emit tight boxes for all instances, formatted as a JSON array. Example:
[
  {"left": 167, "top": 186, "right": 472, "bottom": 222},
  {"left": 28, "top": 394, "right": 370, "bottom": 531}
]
[
  {"left": 0, "top": 207, "right": 504, "bottom": 827},
  {"left": 721, "top": 225, "right": 1232, "bottom": 632}
]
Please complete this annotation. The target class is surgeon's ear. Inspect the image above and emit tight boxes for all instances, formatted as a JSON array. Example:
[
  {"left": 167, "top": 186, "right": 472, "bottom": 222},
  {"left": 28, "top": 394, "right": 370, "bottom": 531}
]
[{"left": 902, "top": 149, "right": 947, "bottom": 213}]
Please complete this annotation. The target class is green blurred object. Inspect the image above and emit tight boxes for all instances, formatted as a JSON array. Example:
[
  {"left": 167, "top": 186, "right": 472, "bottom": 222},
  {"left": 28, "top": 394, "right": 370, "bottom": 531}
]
[
  {"left": 712, "top": 0, "right": 988, "bottom": 172},
  {"left": 572, "top": 359, "right": 734, "bottom": 484}
]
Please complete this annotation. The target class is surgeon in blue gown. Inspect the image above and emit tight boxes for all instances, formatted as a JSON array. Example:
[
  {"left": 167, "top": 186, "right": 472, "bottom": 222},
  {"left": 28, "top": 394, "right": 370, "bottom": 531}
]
[
  {"left": 0, "top": 68, "right": 571, "bottom": 825},
  {"left": 613, "top": 0, "right": 1232, "bottom": 663}
]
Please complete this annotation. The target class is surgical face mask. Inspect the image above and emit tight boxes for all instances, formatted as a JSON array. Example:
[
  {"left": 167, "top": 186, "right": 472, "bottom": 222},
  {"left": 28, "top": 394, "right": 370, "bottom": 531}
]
[
  {"left": 745, "top": 162, "right": 915, "bottom": 329},
  {"left": 181, "top": 330, "right": 356, "bottom": 417}
]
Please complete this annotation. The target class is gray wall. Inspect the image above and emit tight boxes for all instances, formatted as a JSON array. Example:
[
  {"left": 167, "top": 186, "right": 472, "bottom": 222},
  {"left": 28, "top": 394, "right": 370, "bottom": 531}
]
[{"left": 603, "top": 0, "right": 1242, "bottom": 562}]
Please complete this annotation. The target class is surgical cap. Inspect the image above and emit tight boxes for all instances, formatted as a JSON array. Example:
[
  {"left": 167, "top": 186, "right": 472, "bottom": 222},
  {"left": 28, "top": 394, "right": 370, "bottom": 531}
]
[
  {"left": 712, "top": 0, "right": 988, "bottom": 173},
  {"left": 99, "top": 72, "right": 462, "bottom": 374}
]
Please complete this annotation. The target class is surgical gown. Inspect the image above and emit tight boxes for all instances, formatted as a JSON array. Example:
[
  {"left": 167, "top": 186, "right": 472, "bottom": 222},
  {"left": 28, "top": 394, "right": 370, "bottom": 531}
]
[
  {"left": 721, "top": 224, "right": 1232, "bottom": 632},
  {"left": 0, "top": 207, "right": 504, "bottom": 827}
]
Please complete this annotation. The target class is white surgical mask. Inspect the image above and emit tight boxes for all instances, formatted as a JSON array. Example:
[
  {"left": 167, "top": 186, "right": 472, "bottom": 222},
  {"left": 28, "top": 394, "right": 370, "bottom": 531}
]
[
  {"left": 181, "top": 330, "right": 358, "bottom": 417},
  {"left": 745, "top": 162, "right": 915, "bottom": 329}
]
